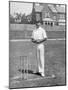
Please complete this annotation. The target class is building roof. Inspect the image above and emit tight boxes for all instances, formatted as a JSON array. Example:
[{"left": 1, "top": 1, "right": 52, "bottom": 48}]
[
  {"left": 43, "top": 18, "right": 54, "bottom": 21},
  {"left": 48, "top": 4, "right": 65, "bottom": 14},
  {"left": 56, "top": 5, "right": 65, "bottom": 13},
  {"left": 48, "top": 4, "right": 57, "bottom": 13}
]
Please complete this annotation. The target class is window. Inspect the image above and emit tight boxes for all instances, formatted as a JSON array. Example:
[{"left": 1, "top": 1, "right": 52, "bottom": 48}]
[
  {"left": 45, "top": 12, "right": 50, "bottom": 18},
  {"left": 60, "top": 14, "right": 65, "bottom": 19}
]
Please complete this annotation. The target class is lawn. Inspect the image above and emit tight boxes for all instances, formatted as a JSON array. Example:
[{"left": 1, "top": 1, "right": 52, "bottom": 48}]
[
  {"left": 9, "top": 39, "right": 66, "bottom": 88},
  {"left": 9, "top": 24, "right": 66, "bottom": 88}
]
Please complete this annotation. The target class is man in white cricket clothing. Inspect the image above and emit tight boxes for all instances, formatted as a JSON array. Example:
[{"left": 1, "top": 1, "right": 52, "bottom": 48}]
[{"left": 31, "top": 22, "right": 47, "bottom": 77}]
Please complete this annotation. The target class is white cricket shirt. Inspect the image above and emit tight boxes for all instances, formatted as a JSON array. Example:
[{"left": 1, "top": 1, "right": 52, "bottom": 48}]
[{"left": 32, "top": 27, "right": 47, "bottom": 40}]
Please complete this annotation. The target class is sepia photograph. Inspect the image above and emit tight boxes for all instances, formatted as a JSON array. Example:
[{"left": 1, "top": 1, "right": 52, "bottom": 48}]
[{"left": 9, "top": 1, "right": 66, "bottom": 89}]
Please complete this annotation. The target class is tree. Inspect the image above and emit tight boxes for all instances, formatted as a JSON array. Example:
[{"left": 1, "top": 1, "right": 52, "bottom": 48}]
[
  {"left": 21, "top": 13, "right": 28, "bottom": 24},
  {"left": 32, "top": 3, "right": 36, "bottom": 24},
  {"left": 10, "top": 14, "right": 15, "bottom": 23}
]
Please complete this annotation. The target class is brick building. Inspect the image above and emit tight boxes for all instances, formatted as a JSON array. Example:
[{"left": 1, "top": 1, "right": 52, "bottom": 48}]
[{"left": 32, "top": 3, "right": 66, "bottom": 26}]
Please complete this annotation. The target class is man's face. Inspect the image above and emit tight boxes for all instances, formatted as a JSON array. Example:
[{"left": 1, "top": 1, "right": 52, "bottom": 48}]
[
  {"left": 37, "top": 22, "right": 41, "bottom": 26},
  {"left": 36, "top": 22, "right": 41, "bottom": 28}
]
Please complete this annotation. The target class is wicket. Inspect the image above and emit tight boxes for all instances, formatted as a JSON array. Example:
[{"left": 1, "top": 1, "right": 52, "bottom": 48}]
[{"left": 20, "top": 56, "right": 28, "bottom": 80}]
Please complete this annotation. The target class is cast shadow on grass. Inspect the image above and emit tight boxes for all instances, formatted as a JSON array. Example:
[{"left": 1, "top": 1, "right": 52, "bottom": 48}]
[{"left": 18, "top": 69, "right": 42, "bottom": 76}]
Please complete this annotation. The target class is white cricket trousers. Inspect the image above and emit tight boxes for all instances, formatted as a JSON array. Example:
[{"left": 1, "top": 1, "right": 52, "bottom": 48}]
[{"left": 37, "top": 43, "right": 45, "bottom": 74}]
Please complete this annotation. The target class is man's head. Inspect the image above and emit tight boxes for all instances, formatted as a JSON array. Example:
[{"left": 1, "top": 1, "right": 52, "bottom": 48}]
[{"left": 36, "top": 22, "right": 41, "bottom": 28}]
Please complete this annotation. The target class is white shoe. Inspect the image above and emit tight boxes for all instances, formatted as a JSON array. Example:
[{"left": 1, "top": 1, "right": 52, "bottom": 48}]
[{"left": 40, "top": 72, "right": 45, "bottom": 77}]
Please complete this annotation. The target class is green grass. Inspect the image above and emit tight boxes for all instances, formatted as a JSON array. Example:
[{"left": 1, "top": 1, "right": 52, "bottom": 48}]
[
  {"left": 9, "top": 24, "right": 66, "bottom": 88},
  {"left": 9, "top": 24, "right": 65, "bottom": 40},
  {"left": 9, "top": 40, "right": 66, "bottom": 88}
]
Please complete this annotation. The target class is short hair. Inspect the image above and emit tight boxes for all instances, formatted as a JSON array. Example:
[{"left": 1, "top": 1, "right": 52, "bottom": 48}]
[{"left": 36, "top": 22, "right": 41, "bottom": 26}]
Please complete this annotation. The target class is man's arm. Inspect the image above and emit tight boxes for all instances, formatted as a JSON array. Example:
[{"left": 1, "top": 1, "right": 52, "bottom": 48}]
[
  {"left": 40, "top": 38, "right": 47, "bottom": 42},
  {"left": 31, "top": 38, "right": 38, "bottom": 43},
  {"left": 31, "top": 38, "right": 47, "bottom": 44},
  {"left": 36, "top": 38, "right": 47, "bottom": 44},
  {"left": 42, "top": 29, "right": 47, "bottom": 40}
]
